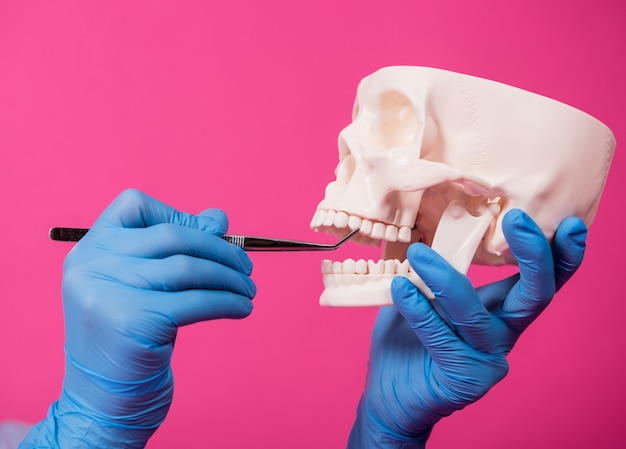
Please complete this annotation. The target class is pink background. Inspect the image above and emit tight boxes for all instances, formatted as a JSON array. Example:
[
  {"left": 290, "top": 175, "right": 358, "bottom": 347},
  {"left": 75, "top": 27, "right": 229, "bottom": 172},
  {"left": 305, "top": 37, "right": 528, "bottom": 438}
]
[{"left": 1, "top": 1, "right": 624, "bottom": 447}]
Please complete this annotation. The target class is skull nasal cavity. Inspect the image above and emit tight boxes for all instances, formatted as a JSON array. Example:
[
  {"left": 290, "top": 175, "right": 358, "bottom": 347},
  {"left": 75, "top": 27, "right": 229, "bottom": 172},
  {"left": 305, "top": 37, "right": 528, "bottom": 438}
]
[
  {"left": 373, "top": 91, "right": 418, "bottom": 150},
  {"left": 335, "top": 153, "right": 356, "bottom": 183}
]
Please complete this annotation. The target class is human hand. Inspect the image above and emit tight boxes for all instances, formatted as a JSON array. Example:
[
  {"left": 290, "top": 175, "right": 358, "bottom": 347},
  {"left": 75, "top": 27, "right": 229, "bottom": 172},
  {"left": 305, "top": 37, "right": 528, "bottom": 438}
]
[
  {"left": 20, "top": 189, "right": 256, "bottom": 449},
  {"left": 347, "top": 209, "right": 587, "bottom": 448}
]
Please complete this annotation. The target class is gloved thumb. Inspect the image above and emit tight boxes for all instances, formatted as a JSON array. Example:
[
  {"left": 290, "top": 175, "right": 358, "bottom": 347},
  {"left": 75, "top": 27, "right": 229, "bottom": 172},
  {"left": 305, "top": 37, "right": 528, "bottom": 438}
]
[
  {"left": 392, "top": 276, "right": 460, "bottom": 367},
  {"left": 197, "top": 208, "right": 229, "bottom": 236}
]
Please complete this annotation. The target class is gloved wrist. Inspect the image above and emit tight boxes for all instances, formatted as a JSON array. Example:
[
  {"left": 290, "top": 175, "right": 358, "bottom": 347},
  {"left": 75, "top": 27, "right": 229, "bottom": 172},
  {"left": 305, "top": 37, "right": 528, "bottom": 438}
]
[
  {"left": 18, "top": 356, "right": 172, "bottom": 449},
  {"left": 347, "top": 399, "right": 432, "bottom": 449},
  {"left": 61, "top": 350, "right": 174, "bottom": 429},
  {"left": 18, "top": 392, "right": 158, "bottom": 449}
]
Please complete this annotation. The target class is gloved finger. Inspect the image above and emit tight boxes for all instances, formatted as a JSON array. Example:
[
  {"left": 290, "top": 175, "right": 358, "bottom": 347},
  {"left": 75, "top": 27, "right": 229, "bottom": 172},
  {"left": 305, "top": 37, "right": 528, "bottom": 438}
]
[
  {"left": 117, "top": 255, "right": 256, "bottom": 298},
  {"left": 392, "top": 276, "right": 466, "bottom": 369},
  {"left": 106, "top": 224, "right": 253, "bottom": 275},
  {"left": 405, "top": 244, "right": 502, "bottom": 353},
  {"left": 552, "top": 216, "right": 587, "bottom": 292},
  {"left": 96, "top": 189, "right": 228, "bottom": 235},
  {"left": 156, "top": 290, "right": 254, "bottom": 326},
  {"left": 499, "top": 209, "right": 555, "bottom": 333},
  {"left": 475, "top": 274, "right": 519, "bottom": 310}
]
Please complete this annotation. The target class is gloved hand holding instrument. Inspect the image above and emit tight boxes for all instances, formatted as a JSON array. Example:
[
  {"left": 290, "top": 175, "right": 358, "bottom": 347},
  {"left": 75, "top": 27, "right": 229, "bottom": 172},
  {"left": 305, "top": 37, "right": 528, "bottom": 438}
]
[{"left": 21, "top": 189, "right": 258, "bottom": 448}]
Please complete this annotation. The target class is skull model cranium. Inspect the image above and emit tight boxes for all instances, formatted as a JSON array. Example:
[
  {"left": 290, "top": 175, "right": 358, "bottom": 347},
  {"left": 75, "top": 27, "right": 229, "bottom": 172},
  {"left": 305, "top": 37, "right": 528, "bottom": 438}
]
[{"left": 311, "top": 66, "right": 615, "bottom": 307}]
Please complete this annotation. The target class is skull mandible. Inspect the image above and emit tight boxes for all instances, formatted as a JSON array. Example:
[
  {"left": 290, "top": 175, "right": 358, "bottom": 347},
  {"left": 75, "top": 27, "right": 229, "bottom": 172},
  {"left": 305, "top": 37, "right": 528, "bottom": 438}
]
[{"left": 311, "top": 66, "right": 615, "bottom": 307}]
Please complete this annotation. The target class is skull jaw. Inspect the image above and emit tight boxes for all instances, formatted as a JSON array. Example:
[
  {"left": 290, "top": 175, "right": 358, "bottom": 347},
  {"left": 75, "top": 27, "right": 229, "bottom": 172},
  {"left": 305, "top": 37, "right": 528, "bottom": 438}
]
[{"left": 318, "top": 200, "right": 500, "bottom": 307}]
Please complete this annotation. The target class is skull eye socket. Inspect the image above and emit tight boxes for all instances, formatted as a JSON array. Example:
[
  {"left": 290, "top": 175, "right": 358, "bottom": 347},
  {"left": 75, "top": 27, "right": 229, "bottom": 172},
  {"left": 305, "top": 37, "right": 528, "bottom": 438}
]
[{"left": 371, "top": 91, "right": 418, "bottom": 149}]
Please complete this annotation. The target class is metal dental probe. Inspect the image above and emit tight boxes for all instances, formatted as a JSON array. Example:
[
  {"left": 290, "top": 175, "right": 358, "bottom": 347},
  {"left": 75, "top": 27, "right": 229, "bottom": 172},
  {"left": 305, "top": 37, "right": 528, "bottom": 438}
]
[{"left": 49, "top": 227, "right": 360, "bottom": 251}]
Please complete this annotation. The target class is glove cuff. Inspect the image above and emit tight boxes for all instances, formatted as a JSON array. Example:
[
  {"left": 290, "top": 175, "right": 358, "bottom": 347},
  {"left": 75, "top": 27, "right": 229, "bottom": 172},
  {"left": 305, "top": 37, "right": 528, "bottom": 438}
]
[
  {"left": 62, "top": 353, "right": 174, "bottom": 428},
  {"left": 18, "top": 396, "right": 158, "bottom": 449},
  {"left": 347, "top": 400, "right": 432, "bottom": 449},
  {"left": 19, "top": 353, "right": 174, "bottom": 448}
]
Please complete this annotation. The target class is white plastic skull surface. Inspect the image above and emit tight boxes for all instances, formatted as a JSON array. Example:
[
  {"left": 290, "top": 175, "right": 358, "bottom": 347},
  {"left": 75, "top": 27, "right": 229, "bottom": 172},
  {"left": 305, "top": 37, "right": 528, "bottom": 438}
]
[{"left": 311, "top": 66, "right": 615, "bottom": 307}]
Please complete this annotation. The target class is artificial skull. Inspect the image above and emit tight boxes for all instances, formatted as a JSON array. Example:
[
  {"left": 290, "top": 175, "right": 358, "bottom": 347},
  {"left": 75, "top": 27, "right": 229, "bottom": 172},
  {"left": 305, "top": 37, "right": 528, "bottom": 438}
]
[{"left": 311, "top": 66, "right": 615, "bottom": 307}]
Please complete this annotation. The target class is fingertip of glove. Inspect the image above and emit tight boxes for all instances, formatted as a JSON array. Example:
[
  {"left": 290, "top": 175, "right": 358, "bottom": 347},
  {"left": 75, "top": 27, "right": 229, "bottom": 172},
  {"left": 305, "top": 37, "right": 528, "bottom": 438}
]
[
  {"left": 391, "top": 277, "right": 431, "bottom": 326},
  {"left": 391, "top": 275, "right": 412, "bottom": 293},
  {"left": 227, "top": 296, "right": 254, "bottom": 320},
  {"left": 406, "top": 242, "right": 434, "bottom": 265},
  {"left": 239, "top": 299, "right": 254, "bottom": 318},
  {"left": 245, "top": 277, "right": 257, "bottom": 299},
  {"left": 236, "top": 249, "right": 254, "bottom": 276},
  {"left": 391, "top": 277, "right": 419, "bottom": 308},
  {"left": 197, "top": 208, "right": 228, "bottom": 235},
  {"left": 406, "top": 243, "right": 449, "bottom": 279},
  {"left": 208, "top": 295, "right": 254, "bottom": 321},
  {"left": 501, "top": 209, "right": 549, "bottom": 260},
  {"left": 558, "top": 217, "right": 588, "bottom": 249},
  {"left": 502, "top": 209, "right": 534, "bottom": 234}
]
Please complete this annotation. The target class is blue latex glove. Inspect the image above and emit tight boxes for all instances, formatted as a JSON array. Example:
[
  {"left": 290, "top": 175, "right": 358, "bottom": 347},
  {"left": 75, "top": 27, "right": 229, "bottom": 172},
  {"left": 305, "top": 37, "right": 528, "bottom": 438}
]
[
  {"left": 20, "top": 189, "right": 256, "bottom": 449},
  {"left": 348, "top": 209, "right": 587, "bottom": 448}
]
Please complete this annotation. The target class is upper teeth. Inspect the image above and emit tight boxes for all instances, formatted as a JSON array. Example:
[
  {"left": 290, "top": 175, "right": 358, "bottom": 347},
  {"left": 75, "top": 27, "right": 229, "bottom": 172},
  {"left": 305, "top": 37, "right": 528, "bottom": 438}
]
[
  {"left": 322, "top": 258, "right": 412, "bottom": 275},
  {"left": 310, "top": 208, "right": 412, "bottom": 243}
]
